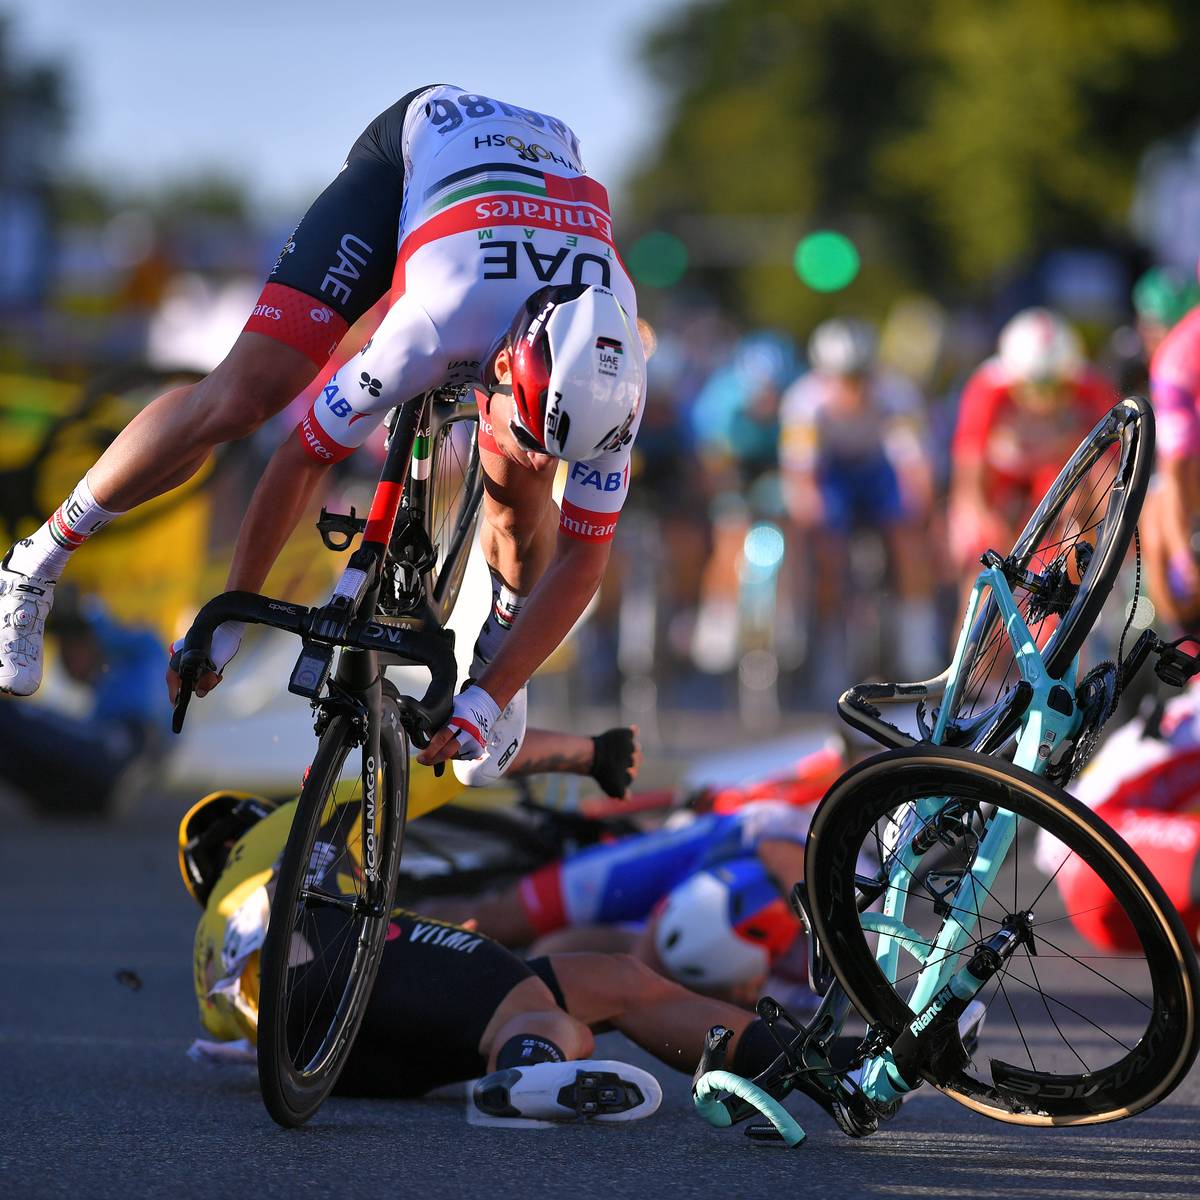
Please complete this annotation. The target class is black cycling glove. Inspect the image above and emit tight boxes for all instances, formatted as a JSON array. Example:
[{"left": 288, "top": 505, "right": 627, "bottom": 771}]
[{"left": 590, "top": 727, "right": 637, "bottom": 798}]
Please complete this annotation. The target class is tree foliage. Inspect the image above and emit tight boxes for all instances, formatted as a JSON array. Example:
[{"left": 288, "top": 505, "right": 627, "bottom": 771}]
[{"left": 626, "top": 0, "right": 1200, "bottom": 326}]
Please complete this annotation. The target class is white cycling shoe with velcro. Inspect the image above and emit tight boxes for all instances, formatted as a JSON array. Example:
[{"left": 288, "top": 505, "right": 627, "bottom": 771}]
[
  {"left": 472, "top": 1059, "right": 662, "bottom": 1123},
  {"left": 0, "top": 552, "right": 55, "bottom": 696}
]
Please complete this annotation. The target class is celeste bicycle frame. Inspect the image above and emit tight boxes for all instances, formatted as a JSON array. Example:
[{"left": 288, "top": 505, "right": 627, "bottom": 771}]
[
  {"left": 850, "top": 558, "right": 1084, "bottom": 1105},
  {"left": 697, "top": 554, "right": 1125, "bottom": 1142}
]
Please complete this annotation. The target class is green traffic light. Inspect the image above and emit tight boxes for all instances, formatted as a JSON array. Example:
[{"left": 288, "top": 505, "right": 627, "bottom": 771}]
[
  {"left": 794, "top": 231, "right": 860, "bottom": 292},
  {"left": 629, "top": 231, "right": 688, "bottom": 288}
]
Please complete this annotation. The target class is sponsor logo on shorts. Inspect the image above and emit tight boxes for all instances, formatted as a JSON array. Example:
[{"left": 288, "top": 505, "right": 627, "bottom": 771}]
[
  {"left": 310, "top": 306, "right": 332, "bottom": 324},
  {"left": 252, "top": 303, "right": 283, "bottom": 321},
  {"left": 409, "top": 922, "right": 483, "bottom": 953}
]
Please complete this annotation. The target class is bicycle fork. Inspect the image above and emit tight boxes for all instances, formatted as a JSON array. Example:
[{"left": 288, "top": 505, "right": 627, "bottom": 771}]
[{"left": 860, "top": 914, "right": 1033, "bottom": 1103}]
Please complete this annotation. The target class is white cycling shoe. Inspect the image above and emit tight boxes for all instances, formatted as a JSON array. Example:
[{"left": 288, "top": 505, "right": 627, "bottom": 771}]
[
  {"left": 472, "top": 1059, "right": 663, "bottom": 1123},
  {"left": 0, "top": 552, "right": 55, "bottom": 696}
]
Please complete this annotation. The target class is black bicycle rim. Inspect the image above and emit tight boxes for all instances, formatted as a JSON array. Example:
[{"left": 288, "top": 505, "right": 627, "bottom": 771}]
[
  {"left": 257, "top": 698, "right": 408, "bottom": 1126},
  {"left": 424, "top": 409, "right": 482, "bottom": 624},
  {"left": 806, "top": 746, "right": 1199, "bottom": 1125},
  {"left": 950, "top": 397, "right": 1154, "bottom": 733}
]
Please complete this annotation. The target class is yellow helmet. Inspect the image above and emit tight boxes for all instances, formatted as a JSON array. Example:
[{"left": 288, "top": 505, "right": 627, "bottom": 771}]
[{"left": 178, "top": 791, "right": 277, "bottom": 908}]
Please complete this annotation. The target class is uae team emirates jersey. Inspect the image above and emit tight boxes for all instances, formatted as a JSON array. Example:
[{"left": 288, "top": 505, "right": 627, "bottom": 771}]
[{"left": 302, "top": 85, "right": 643, "bottom": 543}]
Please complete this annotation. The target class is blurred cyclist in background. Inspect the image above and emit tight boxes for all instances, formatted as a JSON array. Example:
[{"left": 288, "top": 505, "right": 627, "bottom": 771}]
[
  {"left": 779, "top": 318, "right": 939, "bottom": 687},
  {"left": 1141, "top": 268, "right": 1200, "bottom": 632},
  {"left": 689, "top": 332, "right": 798, "bottom": 672},
  {"left": 1103, "top": 266, "right": 1200, "bottom": 397},
  {"left": 947, "top": 307, "right": 1114, "bottom": 587},
  {"left": 1134, "top": 266, "right": 1200, "bottom": 363}
]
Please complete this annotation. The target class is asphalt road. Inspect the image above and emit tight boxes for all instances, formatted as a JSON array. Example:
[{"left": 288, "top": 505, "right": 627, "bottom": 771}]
[{"left": 2, "top": 812, "right": 1198, "bottom": 1200}]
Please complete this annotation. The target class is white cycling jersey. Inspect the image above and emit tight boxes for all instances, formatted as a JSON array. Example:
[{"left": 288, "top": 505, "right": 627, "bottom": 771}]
[
  {"left": 780, "top": 369, "right": 928, "bottom": 471},
  {"left": 298, "top": 84, "right": 642, "bottom": 542}
]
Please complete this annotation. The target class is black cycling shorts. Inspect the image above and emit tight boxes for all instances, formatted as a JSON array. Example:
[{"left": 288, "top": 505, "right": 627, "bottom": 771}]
[
  {"left": 308, "top": 910, "right": 565, "bottom": 1098},
  {"left": 242, "top": 84, "right": 443, "bottom": 365}
]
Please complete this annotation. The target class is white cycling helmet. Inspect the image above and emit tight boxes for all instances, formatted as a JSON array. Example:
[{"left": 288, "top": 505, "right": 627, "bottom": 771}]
[
  {"left": 997, "top": 307, "right": 1083, "bottom": 384},
  {"left": 495, "top": 283, "right": 646, "bottom": 461},
  {"left": 653, "top": 861, "right": 799, "bottom": 991},
  {"left": 807, "top": 317, "right": 878, "bottom": 377}
]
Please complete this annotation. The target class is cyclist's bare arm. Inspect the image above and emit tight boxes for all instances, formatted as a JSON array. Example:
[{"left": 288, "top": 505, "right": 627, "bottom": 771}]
[
  {"left": 755, "top": 838, "right": 806, "bottom": 895},
  {"left": 1160, "top": 455, "right": 1200, "bottom": 565},
  {"left": 418, "top": 534, "right": 610, "bottom": 765}
]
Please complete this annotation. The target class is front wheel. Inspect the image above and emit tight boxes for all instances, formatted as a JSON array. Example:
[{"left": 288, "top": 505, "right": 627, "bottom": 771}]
[
  {"left": 805, "top": 745, "right": 1200, "bottom": 1125},
  {"left": 256, "top": 685, "right": 409, "bottom": 1126}
]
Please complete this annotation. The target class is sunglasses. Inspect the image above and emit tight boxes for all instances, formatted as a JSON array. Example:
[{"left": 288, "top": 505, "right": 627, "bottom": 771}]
[
  {"left": 508, "top": 418, "right": 545, "bottom": 454},
  {"left": 489, "top": 382, "right": 546, "bottom": 453}
]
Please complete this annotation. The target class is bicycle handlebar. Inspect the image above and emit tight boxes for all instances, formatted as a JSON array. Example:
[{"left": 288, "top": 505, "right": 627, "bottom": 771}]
[
  {"left": 170, "top": 589, "right": 457, "bottom": 742},
  {"left": 693, "top": 1070, "right": 806, "bottom": 1147}
]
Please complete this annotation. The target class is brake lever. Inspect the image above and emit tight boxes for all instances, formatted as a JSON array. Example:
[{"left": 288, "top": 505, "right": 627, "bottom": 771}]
[{"left": 170, "top": 646, "right": 216, "bottom": 734}]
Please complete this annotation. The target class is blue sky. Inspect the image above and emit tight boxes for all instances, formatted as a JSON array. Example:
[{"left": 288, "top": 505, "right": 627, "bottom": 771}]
[{"left": 8, "top": 0, "right": 687, "bottom": 213}]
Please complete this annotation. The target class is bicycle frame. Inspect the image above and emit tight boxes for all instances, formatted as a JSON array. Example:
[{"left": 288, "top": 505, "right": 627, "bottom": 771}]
[
  {"left": 852, "top": 561, "right": 1083, "bottom": 1104},
  {"left": 698, "top": 559, "right": 1094, "bottom": 1134},
  {"left": 175, "top": 392, "right": 479, "bottom": 850}
]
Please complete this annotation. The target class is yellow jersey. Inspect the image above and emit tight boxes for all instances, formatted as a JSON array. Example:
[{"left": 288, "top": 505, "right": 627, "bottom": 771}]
[{"left": 192, "top": 761, "right": 463, "bottom": 1042}]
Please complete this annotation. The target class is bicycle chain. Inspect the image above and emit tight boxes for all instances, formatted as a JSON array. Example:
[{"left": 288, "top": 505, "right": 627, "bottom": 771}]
[{"left": 1056, "top": 526, "right": 1143, "bottom": 783}]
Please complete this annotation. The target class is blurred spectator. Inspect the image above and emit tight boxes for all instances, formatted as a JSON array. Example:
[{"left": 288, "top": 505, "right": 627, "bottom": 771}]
[
  {"left": 780, "top": 318, "right": 939, "bottom": 686},
  {"left": 1142, "top": 284, "right": 1200, "bottom": 632},
  {"left": 0, "top": 588, "right": 169, "bottom": 817},
  {"left": 947, "top": 308, "right": 1114, "bottom": 587}
]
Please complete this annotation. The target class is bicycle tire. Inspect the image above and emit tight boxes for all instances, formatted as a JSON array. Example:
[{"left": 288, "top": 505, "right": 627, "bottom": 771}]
[
  {"left": 420, "top": 398, "right": 483, "bottom": 626},
  {"left": 805, "top": 745, "right": 1200, "bottom": 1125},
  {"left": 257, "top": 686, "right": 409, "bottom": 1126},
  {"left": 948, "top": 396, "right": 1154, "bottom": 733}
]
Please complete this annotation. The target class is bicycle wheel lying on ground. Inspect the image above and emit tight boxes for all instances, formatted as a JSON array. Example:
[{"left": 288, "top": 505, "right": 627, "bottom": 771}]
[
  {"left": 257, "top": 685, "right": 410, "bottom": 1127},
  {"left": 805, "top": 745, "right": 1200, "bottom": 1125},
  {"left": 947, "top": 396, "right": 1154, "bottom": 739}
]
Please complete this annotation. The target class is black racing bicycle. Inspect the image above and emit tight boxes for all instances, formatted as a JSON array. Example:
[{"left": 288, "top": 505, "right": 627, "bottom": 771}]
[{"left": 172, "top": 382, "right": 483, "bottom": 1127}]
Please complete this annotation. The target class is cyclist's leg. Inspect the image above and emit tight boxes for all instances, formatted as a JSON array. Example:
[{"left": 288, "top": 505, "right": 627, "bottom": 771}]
[
  {"left": 4, "top": 100, "right": 418, "bottom": 593},
  {"left": 331, "top": 911, "right": 590, "bottom": 1097},
  {"left": 480, "top": 975, "right": 595, "bottom": 1070},
  {"left": 545, "top": 952, "right": 761, "bottom": 1074}
]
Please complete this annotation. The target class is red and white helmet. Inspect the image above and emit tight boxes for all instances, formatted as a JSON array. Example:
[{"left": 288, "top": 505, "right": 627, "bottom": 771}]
[
  {"left": 653, "top": 861, "right": 800, "bottom": 990},
  {"left": 997, "top": 307, "right": 1084, "bottom": 385},
  {"left": 496, "top": 284, "right": 645, "bottom": 460}
]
